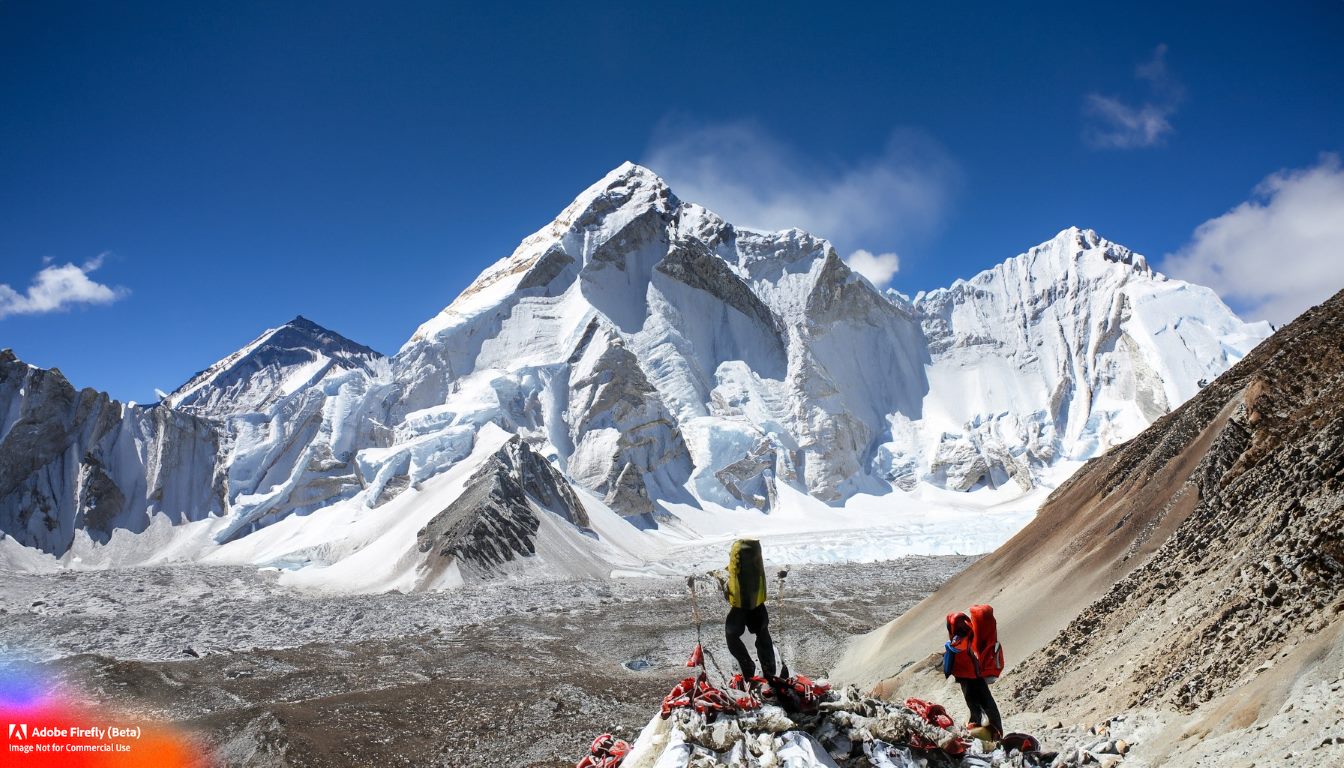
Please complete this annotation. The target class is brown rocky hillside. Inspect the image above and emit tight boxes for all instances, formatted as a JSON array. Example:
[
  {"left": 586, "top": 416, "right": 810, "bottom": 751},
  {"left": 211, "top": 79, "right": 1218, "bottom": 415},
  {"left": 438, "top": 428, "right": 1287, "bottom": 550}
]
[{"left": 833, "top": 288, "right": 1344, "bottom": 765}]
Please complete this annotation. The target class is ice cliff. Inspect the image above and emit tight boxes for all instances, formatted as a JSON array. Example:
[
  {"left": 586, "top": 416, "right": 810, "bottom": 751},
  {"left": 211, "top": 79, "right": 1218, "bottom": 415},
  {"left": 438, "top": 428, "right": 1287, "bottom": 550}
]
[{"left": 0, "top": 350, "right": 226, "bottom": 555}]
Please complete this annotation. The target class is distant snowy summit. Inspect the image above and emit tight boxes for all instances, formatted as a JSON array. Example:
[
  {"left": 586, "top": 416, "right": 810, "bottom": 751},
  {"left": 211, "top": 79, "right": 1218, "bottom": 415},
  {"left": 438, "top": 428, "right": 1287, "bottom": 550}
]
[
  {"left": 907, "top": 225, "right": 1269, "bottom": 491},
  {"left": 164, "top": 314, "right": 384, "bottom": 421},
  {"left": 0, "top": 163, "right": 1273, "bottom": 584}
]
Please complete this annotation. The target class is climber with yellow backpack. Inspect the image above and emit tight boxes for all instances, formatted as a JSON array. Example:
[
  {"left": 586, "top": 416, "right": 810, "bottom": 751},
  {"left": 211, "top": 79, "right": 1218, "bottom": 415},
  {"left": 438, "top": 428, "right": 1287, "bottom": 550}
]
[{"left": 711, "top": 539, "right": 777, "bottom": 680}]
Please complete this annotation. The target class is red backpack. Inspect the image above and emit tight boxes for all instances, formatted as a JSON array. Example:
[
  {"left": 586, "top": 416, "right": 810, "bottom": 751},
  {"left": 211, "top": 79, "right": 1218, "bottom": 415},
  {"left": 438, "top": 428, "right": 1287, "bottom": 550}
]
[{"left": 968, "top": 604, "right": 1004, "bottom": 682}]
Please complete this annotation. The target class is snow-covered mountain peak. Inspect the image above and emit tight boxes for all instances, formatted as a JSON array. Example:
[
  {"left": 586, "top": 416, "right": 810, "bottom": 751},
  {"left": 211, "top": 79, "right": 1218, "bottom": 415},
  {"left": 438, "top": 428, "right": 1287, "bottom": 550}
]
[
  {"left": 385, "top": 168, "right": 1269, "bottom": 513},
  {"left": 406, "top": 162, "right": 869, "bottom": 353},
  {"left": 953, "top": 227, "right": 1152, "bottom": 295},
  {"left": 1048, "top": 225, "right": 1151, "bottom": 272},
  {"left": 903, "top": 225, "right": 1269, "bottom": 491},
  {"left": 405, "top": 162, "right": 679, "bottom": 347},
  {"left": 543, "top": 160, "right": 677, "bottom": 247},
  {"left": 388, "top": 163, "right": 928, "bottom": 513},
  {"left": 909, "top": 228, "right": 1156, "bottom": 311},
  {"left": 0, "top": 164, "right": 1274, "bottom": 576},
  {"left": 165, "top": 315, "right": 383, "bottom": 420}
]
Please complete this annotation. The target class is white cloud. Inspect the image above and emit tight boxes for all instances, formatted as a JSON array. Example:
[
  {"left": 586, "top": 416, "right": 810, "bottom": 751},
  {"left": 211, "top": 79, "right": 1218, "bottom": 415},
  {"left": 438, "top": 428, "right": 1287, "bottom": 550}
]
[
  {"left": 1083, "top": 95, "right": 1174, "bottom": 149},
  {"left": 1163, "top": 153, "right": 1344, "bottom": 325},
  {"left": 0, "top": 254, "right": 129, "bottom": 319},
  {"left": 845, "top": 249, "right": 901, "bottom": 287},
  {"left": 1084, "top": 44, "right": 1184, "bottom": 149},
  {"left": 642, "top": 120, "right": 958, "bottom": 257}
]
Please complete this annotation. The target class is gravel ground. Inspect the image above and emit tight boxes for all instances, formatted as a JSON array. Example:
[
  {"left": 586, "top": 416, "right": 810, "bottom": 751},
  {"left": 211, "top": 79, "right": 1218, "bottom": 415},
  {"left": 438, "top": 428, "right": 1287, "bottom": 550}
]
[{"left": 0, "top": 556, "right": 975, "bottom": 767}]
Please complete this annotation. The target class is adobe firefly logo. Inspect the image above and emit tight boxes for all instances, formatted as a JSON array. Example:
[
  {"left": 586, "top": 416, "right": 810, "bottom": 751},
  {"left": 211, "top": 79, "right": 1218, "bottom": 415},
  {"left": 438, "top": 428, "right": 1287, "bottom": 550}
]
[{"left": 8, "top": 723, "right": 28, "bottom": 740}]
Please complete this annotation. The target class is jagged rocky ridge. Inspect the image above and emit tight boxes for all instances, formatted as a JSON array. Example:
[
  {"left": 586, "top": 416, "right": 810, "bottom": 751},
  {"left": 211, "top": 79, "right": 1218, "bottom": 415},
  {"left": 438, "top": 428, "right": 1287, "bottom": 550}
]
[
  {"left": 0, "top": 163, "right": 1271, "bottom": 572},
  {"left": 415, "top": 435, "right": 590, "bottom": 587}
]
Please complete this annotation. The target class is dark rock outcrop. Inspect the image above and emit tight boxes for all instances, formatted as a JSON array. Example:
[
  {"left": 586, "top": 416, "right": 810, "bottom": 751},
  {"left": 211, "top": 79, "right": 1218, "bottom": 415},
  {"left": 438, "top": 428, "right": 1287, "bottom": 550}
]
[
  {"left": 655, "top": 237, "right": 782, "bottom": 339},
  {"left": 564, "top": 321, "right": 693, "bottom": 518},
  {"left": 416, "top": 436, "right": 589, "bottom": 584}
]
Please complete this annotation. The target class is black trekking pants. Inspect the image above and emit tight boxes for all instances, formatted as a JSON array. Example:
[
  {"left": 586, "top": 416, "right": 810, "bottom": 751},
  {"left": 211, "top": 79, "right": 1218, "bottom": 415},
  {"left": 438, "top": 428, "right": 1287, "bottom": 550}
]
[
  {"left": 958, "top": 677, "right": 1002, "bottom": 736},
  {"left": 725, "top": 604, "right": 776, "bottom": 678}
]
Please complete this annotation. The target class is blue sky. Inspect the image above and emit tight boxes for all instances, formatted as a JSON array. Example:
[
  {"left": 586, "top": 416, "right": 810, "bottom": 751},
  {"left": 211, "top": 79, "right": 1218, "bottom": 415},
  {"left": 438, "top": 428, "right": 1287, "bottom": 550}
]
[{"left": 2, "top": 1, "right": 1342, "bottom": 402}]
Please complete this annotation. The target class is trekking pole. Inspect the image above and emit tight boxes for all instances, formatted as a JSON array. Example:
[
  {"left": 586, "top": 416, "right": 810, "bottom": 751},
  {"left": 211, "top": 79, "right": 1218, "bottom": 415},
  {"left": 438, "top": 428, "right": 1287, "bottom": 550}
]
[
  {"left": 686, "top": 575, "right": 701, "bottom": 713},
  {"left": 687, "top": 575, "right": 703, "bottom": 646},
  {"left": 775, "top": 568, "right": 790, "bottom": 678},
  {"left": 687, "top": 575, "right": 731, "bottom": 688}
]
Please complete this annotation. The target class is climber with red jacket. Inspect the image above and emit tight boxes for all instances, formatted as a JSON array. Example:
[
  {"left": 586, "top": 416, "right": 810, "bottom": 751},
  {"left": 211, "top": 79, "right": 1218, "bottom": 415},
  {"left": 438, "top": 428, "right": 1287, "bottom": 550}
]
[{"left": 943, "top": 607, "right": 1004, "bottom": 738}]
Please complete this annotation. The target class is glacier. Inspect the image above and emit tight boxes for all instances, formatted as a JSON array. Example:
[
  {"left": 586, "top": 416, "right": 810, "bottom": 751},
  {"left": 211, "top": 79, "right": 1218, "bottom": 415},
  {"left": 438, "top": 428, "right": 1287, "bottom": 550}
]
[{"left": 0, "top": 162, "right": 1273, "bottom": 587}]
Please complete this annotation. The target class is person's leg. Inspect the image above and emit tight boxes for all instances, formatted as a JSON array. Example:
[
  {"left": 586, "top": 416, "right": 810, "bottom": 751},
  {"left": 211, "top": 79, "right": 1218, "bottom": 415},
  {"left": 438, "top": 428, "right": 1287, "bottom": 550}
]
[
  {"left": 973, "top": 678, "right": 1003, "bottom": 737},
  {"left": 745, "top": 605, "right": 777, "bottom": 677},
  {"left": 724, "top": 608, "right": 755, "bottom": 677},
  {"left": 959, "top": 678, "right": 984, "bottom": 727}
]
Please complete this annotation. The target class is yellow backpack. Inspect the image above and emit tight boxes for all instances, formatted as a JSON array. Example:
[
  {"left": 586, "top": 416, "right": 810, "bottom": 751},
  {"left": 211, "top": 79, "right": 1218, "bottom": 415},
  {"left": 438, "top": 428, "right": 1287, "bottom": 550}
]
[{"left": 727, "top": 539, "right": 767, "bottom": 609}]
